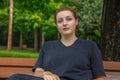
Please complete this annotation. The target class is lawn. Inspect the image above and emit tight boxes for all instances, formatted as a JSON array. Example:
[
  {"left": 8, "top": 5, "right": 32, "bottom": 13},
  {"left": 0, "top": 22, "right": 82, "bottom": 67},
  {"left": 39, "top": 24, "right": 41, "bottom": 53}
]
[{"left": 0, "top": 46, "right": 39, "bottom": 58}]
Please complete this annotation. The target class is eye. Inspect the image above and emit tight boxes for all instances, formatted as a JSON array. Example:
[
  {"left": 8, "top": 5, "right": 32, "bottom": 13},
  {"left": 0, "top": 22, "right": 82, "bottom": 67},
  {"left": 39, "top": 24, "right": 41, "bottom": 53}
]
[
  {"left": 66, "top": 17, "right": 72, "bottom": 21},
  {"left": 57, "top": 19, "right": 63, "bottom": 23}
]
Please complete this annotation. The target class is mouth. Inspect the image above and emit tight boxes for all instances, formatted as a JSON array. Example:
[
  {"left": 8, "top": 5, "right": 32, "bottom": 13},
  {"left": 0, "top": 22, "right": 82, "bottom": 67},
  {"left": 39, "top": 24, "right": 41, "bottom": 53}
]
[{"left": 63, "top": 28, "right": 70, "bottom": 31}]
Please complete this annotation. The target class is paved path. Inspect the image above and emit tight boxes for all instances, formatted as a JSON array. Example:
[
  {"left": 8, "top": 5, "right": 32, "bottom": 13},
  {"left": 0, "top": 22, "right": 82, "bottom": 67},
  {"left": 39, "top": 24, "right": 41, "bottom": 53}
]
[{"left": 106, "top": 72, "right": 120, "bottom": 80}]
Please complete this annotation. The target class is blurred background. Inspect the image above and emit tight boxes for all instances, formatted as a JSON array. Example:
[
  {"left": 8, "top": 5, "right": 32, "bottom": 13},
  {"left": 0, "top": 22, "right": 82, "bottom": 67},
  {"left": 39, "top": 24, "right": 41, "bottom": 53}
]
[{"left": 0, "top": 0, "right": 120, "bottom": 61}]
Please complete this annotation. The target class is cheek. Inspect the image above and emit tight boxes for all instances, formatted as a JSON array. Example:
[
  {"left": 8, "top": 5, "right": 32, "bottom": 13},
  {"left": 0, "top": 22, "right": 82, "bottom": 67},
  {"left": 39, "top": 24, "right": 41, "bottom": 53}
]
[
  {"left": 57, "top": 23, "right": 62, "bottom": 29},
  {"left": 71, "top": 26, "right": 76, "bottom": 31},
  {"left": 71, "top": 22, "right": 77, "bottom": 30},
  {"left": 56, "top": 24, "right": 62, "bottom": 32}
]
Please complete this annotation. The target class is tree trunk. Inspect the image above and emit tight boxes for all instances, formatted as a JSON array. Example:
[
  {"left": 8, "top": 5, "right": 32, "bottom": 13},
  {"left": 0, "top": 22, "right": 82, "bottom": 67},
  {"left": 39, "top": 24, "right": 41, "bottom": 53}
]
[
  {"left": 41, "top": 33, "right": 45, "bottom": 47},
  {"left": 34, "top": 28, "right": 38, "bottom": 52},
  {"left": 101, "top": 0, "right": 120, "bottom": 61},
  {"left": 19, "top": 31, "right": 23, "bottom": 48},
  {"left": 7, "top": 0, "right": 13, "bottom": 51}
]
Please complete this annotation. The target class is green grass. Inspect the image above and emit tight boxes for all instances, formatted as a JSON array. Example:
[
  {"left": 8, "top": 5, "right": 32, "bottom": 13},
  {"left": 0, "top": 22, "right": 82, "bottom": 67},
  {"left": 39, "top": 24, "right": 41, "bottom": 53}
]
[{"left": 0, "top": 46, "right": 39, "bottom": 58}]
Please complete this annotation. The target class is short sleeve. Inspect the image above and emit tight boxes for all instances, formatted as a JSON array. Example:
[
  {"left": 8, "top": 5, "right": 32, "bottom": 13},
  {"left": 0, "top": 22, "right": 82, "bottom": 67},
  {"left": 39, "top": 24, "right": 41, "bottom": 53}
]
[
  {"left": 90, "top": 42, "right": 106, "bottom": 78},
  {"left": 32, "top": 45, "right": 45, "bottom": 72}
]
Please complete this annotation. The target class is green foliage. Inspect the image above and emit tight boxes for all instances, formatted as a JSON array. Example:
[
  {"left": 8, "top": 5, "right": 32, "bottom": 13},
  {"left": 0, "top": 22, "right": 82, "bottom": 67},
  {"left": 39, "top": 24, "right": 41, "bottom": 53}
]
[
  {"left": 0, "top": 0, "right": 9, "bottom": 27},
  {"left": 0, "top": 0, "right": 9, "bottom": 8},
  {"left": 67, "top": 0, "right": 103, "bottom": 44},
  {"left": 12, "top": 0, "right": 64, "bottom": 42},
  {"left": 0, "top": 0, "right": 103, "bottom": 46},
  {"left": 0, "top": 1, "right": 9, "bottom": 46}
]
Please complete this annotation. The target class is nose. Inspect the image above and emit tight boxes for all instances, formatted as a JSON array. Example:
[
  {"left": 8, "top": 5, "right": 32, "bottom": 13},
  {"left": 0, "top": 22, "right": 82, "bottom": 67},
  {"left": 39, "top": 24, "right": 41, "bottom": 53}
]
[{"left": 63, "top": 20, "right": 67, "bottom": 27}]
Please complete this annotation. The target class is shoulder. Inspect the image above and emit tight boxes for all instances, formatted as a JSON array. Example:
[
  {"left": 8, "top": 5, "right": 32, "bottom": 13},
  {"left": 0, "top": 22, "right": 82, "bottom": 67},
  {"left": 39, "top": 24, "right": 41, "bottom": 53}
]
[
  {"left": 77, "top": 39, "right": 99, "bottom": 51},
  {"left": 78, "top": 39, "right": 100, "bottom": 55},
  {"left": 78, "top": 39, "right": 97, "bottom": 47}
]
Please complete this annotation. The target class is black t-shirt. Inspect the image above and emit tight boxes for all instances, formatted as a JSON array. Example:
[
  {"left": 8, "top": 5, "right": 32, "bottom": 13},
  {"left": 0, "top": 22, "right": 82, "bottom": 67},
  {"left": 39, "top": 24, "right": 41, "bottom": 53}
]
[{"left": 33, "top": 39, "right": 105, "bottom": 80}]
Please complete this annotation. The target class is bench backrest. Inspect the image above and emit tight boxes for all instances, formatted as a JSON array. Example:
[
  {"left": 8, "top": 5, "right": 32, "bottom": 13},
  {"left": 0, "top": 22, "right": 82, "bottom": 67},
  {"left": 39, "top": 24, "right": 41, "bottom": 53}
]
[
  {"left": 0, "top": 58, "right": 37, "bottom": 79},
  {"left": 0, "top": 58, "right": 120, "bottom": 79},
  {"left": 0, "top": 58, "right": 36, "bottom": 68},
  {"left": 103, "top": 61, "right": 120, "bottom": 72},
  {"left": 0, "top": 58, "right": 120, "bottom": 71}
]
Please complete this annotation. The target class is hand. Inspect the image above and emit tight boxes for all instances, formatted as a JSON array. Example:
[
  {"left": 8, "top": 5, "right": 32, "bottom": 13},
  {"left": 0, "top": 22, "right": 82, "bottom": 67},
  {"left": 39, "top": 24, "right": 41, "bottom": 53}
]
[
  {"left": 43, "top": 71, "right": 60, "bottom": 80},
  {"left": 34, "top": 68, "right": 44, "bottom": 78}
]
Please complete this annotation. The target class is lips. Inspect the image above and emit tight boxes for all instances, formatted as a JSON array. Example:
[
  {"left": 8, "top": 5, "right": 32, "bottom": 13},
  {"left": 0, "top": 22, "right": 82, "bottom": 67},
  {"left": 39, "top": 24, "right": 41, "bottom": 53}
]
[{"left": 63, "top": 28, "right": 70, "bottom": 31}]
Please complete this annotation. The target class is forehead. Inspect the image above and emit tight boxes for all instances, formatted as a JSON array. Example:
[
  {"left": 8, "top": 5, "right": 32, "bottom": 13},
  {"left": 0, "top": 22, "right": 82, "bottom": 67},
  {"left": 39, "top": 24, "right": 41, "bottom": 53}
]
[{"left": 56, "top": 10, "right": 74, "bottom": 18}]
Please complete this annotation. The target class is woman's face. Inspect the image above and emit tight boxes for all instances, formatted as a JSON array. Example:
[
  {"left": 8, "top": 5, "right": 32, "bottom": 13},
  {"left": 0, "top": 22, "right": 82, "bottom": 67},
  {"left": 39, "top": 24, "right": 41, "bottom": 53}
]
[{"left": 56, "top": 10, "right": 78, "bottom": 36}]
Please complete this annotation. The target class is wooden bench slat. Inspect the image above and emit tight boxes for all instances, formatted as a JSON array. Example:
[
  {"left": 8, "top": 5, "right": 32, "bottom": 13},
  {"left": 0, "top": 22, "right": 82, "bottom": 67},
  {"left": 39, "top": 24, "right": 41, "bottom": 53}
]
[
  {"left": 0, "top": 67, "right": 33, "bottom": 78},
  {"left": 0, "top": 58, "right": 36, "bottom": 67},
  {"left": 103, "top": 61, "right": 120, "bottom": 72}
]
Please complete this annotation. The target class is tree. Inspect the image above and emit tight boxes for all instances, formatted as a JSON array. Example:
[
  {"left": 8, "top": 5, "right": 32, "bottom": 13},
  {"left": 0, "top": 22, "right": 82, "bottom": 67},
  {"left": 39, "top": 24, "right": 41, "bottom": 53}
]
[
  {"left": 7, "top": 0, "right": 13, "bottom": 51},
  {"left": 1, "top": 0, "right": 103, "bottom": 53},
  {"left": 13, "top": 0, "right": 63, "bottom": 52},
  {"left": 0, "top": 0, "right": 9, "bottom": 46},
  {"left": 101, "top": 0, "right": 120, "bottom": 61}
]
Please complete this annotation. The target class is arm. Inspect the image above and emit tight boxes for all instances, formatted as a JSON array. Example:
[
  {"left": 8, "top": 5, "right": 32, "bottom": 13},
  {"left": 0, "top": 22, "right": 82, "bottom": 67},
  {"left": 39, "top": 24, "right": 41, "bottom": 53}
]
[
  {"left": 93, "top": 76, "right": 107, "bottom": 80},
  {"left": 90, "top": 42, "right": 106, "bottom": 79},
  {"left": 33, "top": 42, "right": 60, "bottom": 80},
  {"left": 34, "top": 68, "right": 60, "bottom": 80}
]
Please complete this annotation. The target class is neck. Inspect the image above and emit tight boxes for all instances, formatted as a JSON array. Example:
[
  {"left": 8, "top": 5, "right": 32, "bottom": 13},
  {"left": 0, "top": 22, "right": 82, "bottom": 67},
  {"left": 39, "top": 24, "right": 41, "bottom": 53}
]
[{"left": 61, "top": 34, "right": 78, "bottom": 46}]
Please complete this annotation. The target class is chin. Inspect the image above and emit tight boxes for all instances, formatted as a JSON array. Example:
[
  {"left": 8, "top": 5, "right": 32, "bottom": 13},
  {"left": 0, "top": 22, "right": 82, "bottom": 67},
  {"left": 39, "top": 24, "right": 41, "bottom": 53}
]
[
  {"left": 62, "top": 32, "right": 72, "bottom": 35},
  {"left": 60, "top": 30, "right": 74, "bottom": 35}
]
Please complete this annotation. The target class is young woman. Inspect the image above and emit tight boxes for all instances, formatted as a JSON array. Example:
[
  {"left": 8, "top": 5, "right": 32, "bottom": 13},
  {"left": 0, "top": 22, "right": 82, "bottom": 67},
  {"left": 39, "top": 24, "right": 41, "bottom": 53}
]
[{"left": 7, "top": 7, "right": 106, "bottom": 80}]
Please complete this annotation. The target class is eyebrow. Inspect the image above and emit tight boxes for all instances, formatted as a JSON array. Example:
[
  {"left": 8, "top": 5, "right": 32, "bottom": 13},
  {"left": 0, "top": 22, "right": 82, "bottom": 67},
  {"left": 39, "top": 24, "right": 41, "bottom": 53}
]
[{"left": 57, "top": 16, "right": 73, "bottom": 19}]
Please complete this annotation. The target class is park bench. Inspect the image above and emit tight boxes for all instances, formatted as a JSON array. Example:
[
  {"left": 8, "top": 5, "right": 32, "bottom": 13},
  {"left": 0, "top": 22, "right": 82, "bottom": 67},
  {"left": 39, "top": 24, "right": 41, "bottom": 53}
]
[
  {"left": 0, "top": 58, "right": 36, "bottom": 80},
  {"left": 0, "top": 58, "right": 120, "bottom": 80}
]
